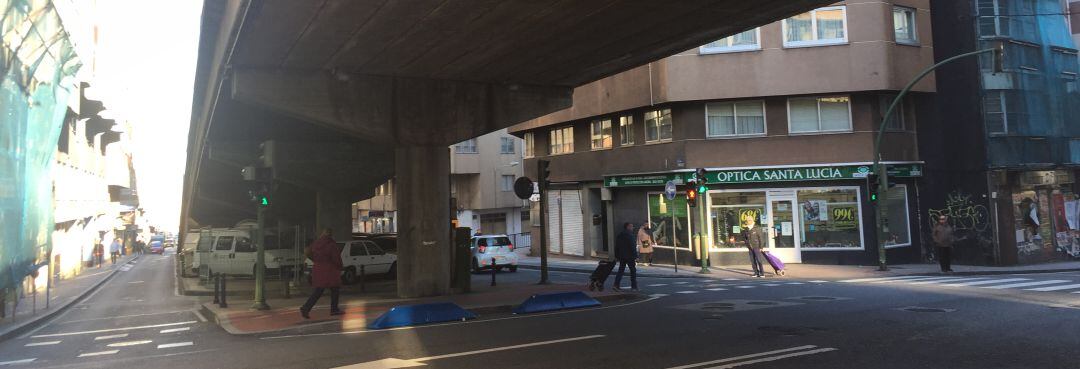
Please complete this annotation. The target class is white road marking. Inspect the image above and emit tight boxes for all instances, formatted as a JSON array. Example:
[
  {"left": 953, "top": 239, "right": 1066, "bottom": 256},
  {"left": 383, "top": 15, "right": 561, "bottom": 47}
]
[
  {"left": 331, "top": 335, "right": 607, "bottom": 368},
  {"left": 809, "top": 280, "right": 829, "bottom": 283},
  {"left": 785, "top": 282, "right": 804, "bottom": 285},
  {"left": 941, "top": 278, "right": 1031, "bottom": 287},
  {"left": 108, "top": 340, "right": 153, "bottom": 347},
  {"left": 874, "top": 276, "right": 958, "bottom": 284},
  {"left": 667, "top": 345, "right": 821, "bottom": 369},
  {"left": 94, "top": 333, "right": 129, "bottom": 341},
  {"left": 192, "top": 309, "right": 208, "bottom": 322},
  {"left": 33, "top": 321, "right": 197, "bottom": 338},
  {"left": 763, "top": 284, "right": 781, "bottom": 286},
  {"left": 160, "top": 327, "right": 191, "bottom": 333},
  {"left": 0, "top": 359, "right": 36, "bottom": 366},
  {"left": 676, "top": 291, "right": 699, "bottom": 294},
  {"left": 722, "top": 278, "right": 740, "bottom": 281},
  {"left": 157, "top": 342, "right": 194, "bottom": 349},
  {"left": 648, "top": 284, "right": 668, "bottom": 287},
  {"left": 706, "top": 288, "right": 728, "bottom": 291},
  {"left": 650, "top": 294, "right": 670, "bottom": 298},
  {"left": 57, "top": 310, "right": 195, "bottom": 325},
  {"left": 128, "top": 281, "right": 145, "bottom": 284},
  {"left": 905, "top": 277, "right": 974, "bottom": 285},
  {"left": 24, "top": 341, "right": 61, "bottom": 347},
  {"left": 78, "top": 350, "right": 119, "bottom": 358},
  {"left": 704, "top": 348, "right": 838, "bottom": 369},
  {"left": 735, "top": 286, "right": 755, "bottom": 289},
  {"left": 840, "top": 276, "right": 927, "bottom": 283},
  {"left": 673, "top": 282, "right": 689, "bottom": 285},
  {"left": 983, "top": 280, "right": 1071, "bottom": 290},
  {"left": 1025, "top": 283, "right": 1080, "bottom": 292}
]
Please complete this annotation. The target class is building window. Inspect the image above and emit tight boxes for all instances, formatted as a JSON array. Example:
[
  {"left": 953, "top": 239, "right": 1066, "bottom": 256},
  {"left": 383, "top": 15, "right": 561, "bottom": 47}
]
[
  {"left": 523, "top": 132, "right": 535, "bottom": 158},
  {"left": 879, "top": 95, "right": 906, "bottom": 131},
  {"left": 798, "top": 188, "right": 863, "bottom": 249},
  {"left": 983, "top": 90, "right": 1029, "bottom": 135},
  {"left": 893, "top": 6, "right": 918, "bottom": 45},
  {"left": 783, "top": 6, "right": 847, "bottom": 47},
  {"left": 700, "top": 28, "right": 760, "bottom": 54},
  {"left": 454, "top": 139, "right": 478, "bottom": 154},
  {"left": 644, "top": 108, "right": 673, "bottom": 143},
  {"left": 590, "top": 119, "right": 613, "bottom": 150},
  {"left": 883, "top": 185, "right": 912, "bottom": 248},
  {"left": 647, "top": 193, "right": 690, "bottom": 249},
  {"left": 709, "top": 192, "right": 767, "bottom": 250},
  {"left": 706, "top": 101, "right": 766, "bottom": 137},
  {"left": 618, "top": 115, "right": 634, "bottom": 146},
  {"left": 788, "top": 96, "right": 852, "bottom": 134},
  {"left": 500, "top": 137, "right": 515, "bottom": 154},
  {"left": 500, "top": 175, "right": 514, "bottom": 192},
  {"left": 549, "top": 126, "right": 574, "bottom": 155}
]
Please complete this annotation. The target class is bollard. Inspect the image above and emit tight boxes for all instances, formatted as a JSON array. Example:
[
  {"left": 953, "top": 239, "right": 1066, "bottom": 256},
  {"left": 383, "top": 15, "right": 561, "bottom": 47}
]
[
  {"left": 360, "top": 265, "right": 366, "bottom": 293},
  {"left": 220, "top": 274, "right": 228, "bottom": 308},
  {"left": 491, "top": 257, "right": 497, "bottom": 287},
  {"left": 213, "top": 274, "right": 220, "bottom": 305}
]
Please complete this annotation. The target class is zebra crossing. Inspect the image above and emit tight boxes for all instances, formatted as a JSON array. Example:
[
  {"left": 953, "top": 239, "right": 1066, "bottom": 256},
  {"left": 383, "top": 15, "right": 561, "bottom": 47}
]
[
  {"left": 644, "top": 280, "right": 813, "bottom": 295},
  {"left": 840, "top": 275, "right": 1080, "bottom": 294}
]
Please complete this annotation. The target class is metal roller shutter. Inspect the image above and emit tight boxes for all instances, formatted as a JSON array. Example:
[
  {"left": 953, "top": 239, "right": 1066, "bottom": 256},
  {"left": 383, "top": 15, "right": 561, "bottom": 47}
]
[
  {"left": 561, "top": 190, "right": 585, "bottom": 256},
  {"left": 547, "top": 191, "right": 562, "bottom": 254}
]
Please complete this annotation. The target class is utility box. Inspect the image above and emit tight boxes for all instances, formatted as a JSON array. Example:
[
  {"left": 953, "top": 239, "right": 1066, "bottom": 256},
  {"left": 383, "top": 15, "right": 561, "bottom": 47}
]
[{"left": 452, "top": 227, "right": 472, "bottom": 293}]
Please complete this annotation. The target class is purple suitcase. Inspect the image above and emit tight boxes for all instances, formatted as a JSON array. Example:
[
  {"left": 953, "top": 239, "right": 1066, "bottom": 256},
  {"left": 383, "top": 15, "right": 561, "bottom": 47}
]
[{"left": 762, "top": 251, "right": 785, "bottom": 276}]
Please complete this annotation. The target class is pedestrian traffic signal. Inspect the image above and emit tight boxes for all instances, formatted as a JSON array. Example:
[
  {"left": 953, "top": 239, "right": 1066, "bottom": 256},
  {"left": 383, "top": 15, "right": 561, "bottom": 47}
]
[
  {"left": 686, "top": 178, "right": 698, "bottom": 207},
  {"left": 258, "top": 140, "right": 276, "bottom": 168},
  {"left": 867, "top": 174, "right": 879, "bottom": 202}
]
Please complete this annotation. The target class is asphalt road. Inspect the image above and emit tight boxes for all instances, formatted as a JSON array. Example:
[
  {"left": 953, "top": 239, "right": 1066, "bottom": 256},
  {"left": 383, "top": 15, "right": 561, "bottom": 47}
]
[{"left": 2, "top": 256, "right": 1079, "bottom": 369}]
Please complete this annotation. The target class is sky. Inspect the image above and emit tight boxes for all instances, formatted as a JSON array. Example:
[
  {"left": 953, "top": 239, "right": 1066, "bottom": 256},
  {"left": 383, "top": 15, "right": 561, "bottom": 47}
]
[{"left": 89, "top": 0, "right": 204, "bottom": 233}]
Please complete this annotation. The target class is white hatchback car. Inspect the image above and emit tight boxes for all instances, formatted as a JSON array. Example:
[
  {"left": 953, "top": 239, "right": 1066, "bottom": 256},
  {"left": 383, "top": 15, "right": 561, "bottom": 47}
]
[
  {"left": 470, "top": 235, "right": 519, "bottom": 273},
  {"left": 305, "top": 240, "right": 396, "bottom": 284}
]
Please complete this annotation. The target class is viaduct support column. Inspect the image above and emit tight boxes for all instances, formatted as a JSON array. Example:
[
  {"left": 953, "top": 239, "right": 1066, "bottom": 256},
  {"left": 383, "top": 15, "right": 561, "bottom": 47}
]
[{"left": 395, "top": 145, "right": 451, "bottom": 298}]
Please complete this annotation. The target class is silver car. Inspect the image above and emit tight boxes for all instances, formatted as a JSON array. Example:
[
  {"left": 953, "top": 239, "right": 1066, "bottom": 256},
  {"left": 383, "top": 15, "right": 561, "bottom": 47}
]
[{"left": 470, "top": 235, "right": 519, "bottom": 273}]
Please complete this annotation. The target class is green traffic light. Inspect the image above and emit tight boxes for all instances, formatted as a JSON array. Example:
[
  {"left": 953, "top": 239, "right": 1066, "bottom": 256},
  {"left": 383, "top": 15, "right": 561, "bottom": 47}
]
[
  {"left": 870, "top": 193, "right": 877, "bottom": 201},
  {"left": 260, "top": 196, "right": 269, "bottom": 206},
  {"left": 698, "top": 185, "right": 708, "bottom": 193}
]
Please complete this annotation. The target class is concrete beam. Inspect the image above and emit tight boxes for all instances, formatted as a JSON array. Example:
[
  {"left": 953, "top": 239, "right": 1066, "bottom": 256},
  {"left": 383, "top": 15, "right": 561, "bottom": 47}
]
[{"left": 230, "top": 68, "right": 572, "bottom": 146}]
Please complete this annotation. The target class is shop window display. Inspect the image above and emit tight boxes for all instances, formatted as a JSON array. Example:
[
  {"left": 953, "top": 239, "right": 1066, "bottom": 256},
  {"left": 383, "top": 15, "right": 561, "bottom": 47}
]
[
  {"left": 798, "top": 189, "right": 862, "bottom": 248},
  {"left": 647, "top": 194, "right": 690, "bottom": 249},
  {"left": 709, "top": 192, "right": 766, "bottom": 249}
]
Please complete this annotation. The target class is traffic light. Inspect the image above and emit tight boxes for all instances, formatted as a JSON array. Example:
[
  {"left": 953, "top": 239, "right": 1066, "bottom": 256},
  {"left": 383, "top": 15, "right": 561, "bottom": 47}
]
[
  {"left": 538, "top": 160, "right": 551, "bottom": 189},
  {"left": 258, "top": 140, "right": 276, "bottom": 168},
  {"left": 696, "top": 168, "right": 709, "bottom": 193},
  {"left": 686, "top": 178, "right": 698, "bottom": 207},
  {"left": 867, "top": 174, "right": 879, "bottom": 202}
]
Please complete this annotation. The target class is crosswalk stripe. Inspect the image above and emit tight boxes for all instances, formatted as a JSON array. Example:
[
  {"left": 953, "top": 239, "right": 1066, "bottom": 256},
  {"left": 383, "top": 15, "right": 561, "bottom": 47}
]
[
  {"left": 763, "top": 284, "right": 781, "bottom": 286},
  {"left": 157, "top": 342, "right": 194, "bottom": 349},
  {"left": 676, "top": 291, "right": 699, "bottom": 294},
  {"left": 24, "top": 341, "right": 61, "bottom": 347},
  {"left": 94, "top": 333, "right": 128, "bottom": 341},
  {"left": 874, "top": 276, "right": 957, "bottom": 284},
  {"left": 735, "top": 286, "right": 755, "bottom": 289},
  {"left": 706, "top": 288, "right": 728, "bottom": 291},
  {"left": 647, "top": 284, "right": 668, "bottom": 287},
  {"left": 840, "top": 276, "right": 927, "bottom": 283},
  {"left": 160, "top": 327, "right": 190, "bottom": 334},
  {"left": 982, "top": 280, "right": 1071, "bottom": 289},
  {"left": 0, "top": 359, "right": 35, "bottom": 366},
  {"left": 785, "top": 282, "right": 804, "bottom": 285},
  {"left": 941, "top": 278, "right": 1030, "bottom": 287},
  {"left": 78, "top": 350, "right": 118, "bottom": 357},
  {"left": 1024, "top": 283, "right": 1080, "bottom": 292},
  {"left": 809, "top": 280, "right": 829, "bottom": 283},
  {"left": 906, "top": 277, "right": 977, "bottom": 285}
]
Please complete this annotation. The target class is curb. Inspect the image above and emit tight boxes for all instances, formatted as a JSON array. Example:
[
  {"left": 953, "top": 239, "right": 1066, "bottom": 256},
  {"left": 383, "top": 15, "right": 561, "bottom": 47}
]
[
  {"left": 204, "top": 291, "right": 643, "bottom": 336},
  {"left": 0, "top": 255, "right": 139, "bottom": 343},
  {"left": 518, "top": 264, "right": 712, "bottom": 279}
]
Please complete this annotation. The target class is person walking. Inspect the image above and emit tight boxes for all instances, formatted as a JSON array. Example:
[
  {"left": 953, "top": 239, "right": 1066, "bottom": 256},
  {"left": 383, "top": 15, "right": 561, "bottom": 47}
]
[
  {"left": 637, "top": 223, "right": 655, "bottom": 266},
  {"left": 109, "top": 239, "right": 121, "bottom": 264},
  {"left": 612, "top": 222, "right": 638, "bottom": 291},
  {"left": 932, "top": 215, "right": 955, "bottom": 273},
  {"left": 742, "top": 218, "right": 766, "bottom": 277},
  {"left": 93, "top": 241, "right": 105, "bottom": 268},
  {"left": 301, "top": 228, "right": 344, "bottom": 319}
]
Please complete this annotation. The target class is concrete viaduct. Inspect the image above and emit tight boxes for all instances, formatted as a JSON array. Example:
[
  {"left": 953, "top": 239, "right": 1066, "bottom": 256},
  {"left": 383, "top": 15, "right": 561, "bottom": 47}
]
[{"left": 181, "top": 0, "right": 833, "bottom": 298}]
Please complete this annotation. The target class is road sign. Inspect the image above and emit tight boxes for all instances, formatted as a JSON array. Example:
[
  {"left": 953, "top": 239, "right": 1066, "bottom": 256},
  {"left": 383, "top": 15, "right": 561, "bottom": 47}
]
[
  {"left": 514, "top": 177, "right": 535, "bottom": 200},
  {"left": 664, "top": 181, "right": 676, "bottom": 200}
]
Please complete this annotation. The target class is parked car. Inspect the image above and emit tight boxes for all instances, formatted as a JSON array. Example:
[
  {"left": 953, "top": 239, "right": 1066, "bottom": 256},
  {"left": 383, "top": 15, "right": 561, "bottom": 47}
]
[
  {"left": 304, "top": 240, "right": 396, "bottom": 284},
  {"left": 149, "top": 240, "right": 164, "bottom": 254},
  {"left": 201, "top": 228, "right": 301, "bottom": 277},
  {"left": 368, "top": 234, "right": 397, "bottom": 253},
  {"left": 470, "top": 234, "right": 518, "bottom": 273}
]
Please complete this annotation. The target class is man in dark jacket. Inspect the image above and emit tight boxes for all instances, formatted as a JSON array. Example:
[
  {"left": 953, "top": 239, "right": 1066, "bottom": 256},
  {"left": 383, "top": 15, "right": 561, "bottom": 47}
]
[
  {"left": 742, "top": 218, "right": 767, "bottom": 277},
  {"left": 613, "top": 222, "right": 638, "bottom": 291}
]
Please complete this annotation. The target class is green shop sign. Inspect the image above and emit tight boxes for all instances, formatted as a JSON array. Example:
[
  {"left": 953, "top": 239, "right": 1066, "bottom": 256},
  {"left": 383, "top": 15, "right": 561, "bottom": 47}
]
[{"left": 604, "top": 164, "right": 922, "bottom": 188}]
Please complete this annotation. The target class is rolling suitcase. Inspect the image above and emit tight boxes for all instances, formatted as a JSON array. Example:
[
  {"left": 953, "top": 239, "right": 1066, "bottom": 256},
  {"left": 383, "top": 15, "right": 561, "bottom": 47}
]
[
  {"left": 762, "top": 251, "right": 786, "bottom": 276},
  {"left": 588, "top": 260, "right": 618, "bottom": 291}
]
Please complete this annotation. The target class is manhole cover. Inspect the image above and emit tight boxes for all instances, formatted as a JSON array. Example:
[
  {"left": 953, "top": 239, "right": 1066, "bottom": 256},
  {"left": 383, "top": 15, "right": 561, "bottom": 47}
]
[
  {"left": 746, "top": 301, "right": 779, "bottom": 306},
  {"left": 900, "top": 307, "right": 954, "bottom": 313},
  {"left": 799, "top": 296, "right": 838, "bottom": 301}
]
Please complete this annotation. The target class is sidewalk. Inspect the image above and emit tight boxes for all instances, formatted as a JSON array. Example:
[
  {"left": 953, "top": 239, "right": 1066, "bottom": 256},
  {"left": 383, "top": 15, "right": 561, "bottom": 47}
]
[
  {"left": 518, "top": 254, "right": 1080, "bottom": 280},
  {"left": 201, "top": 278, "right": 635, "bottom": 335},
  {"left": 0, "top": 254, "right": 138, "bottom": 342}
]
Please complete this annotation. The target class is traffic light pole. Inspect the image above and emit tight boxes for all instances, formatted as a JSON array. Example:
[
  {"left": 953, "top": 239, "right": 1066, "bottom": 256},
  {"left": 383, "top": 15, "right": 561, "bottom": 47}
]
[
  {"left": 873, "top": 46, "right": 1002, "bottom": 271},
  {"left": 537, "top": 160, "right": 550, "bottom": 285},
  {"left": 252, "top": 205, "right": 270, "bottom": 310},
  {"left": 698, "top": 199, "right": 710, "bottom": 274}
]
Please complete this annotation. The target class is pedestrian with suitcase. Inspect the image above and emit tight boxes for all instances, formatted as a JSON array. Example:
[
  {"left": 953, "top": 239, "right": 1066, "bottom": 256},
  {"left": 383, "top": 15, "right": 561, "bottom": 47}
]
[
  {"left": 762, "top": 250, "right": 785, "bottom": 276},
  {"left": 742, "top": 219, "right": 767, "bottom": 278},
  {"left": 612, "top": 222, "right": 639, "bottom": 291},
  {"left": 588, "top": 260, "right": 617, "bottom": 291}
]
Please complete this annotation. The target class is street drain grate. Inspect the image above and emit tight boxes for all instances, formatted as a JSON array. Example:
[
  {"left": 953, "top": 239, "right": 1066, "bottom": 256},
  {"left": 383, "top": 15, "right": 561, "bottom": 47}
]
[{"left": 900, "top": 307, "right": 955, "bottom": 313}]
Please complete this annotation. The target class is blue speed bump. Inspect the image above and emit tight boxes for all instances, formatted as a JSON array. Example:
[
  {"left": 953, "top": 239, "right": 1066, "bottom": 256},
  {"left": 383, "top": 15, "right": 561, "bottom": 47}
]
[
  {"left": 368, "top": 302, "right": 477, "bottom": 329},
  {"left": 512, "top": 291, "right": 601, "bottom": 314}
]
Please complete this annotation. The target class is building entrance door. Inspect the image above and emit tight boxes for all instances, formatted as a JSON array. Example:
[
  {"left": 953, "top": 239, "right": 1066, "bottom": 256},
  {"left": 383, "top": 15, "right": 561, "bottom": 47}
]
[{"left": 767, "top": 196, "right": 802, "bottom": 263}]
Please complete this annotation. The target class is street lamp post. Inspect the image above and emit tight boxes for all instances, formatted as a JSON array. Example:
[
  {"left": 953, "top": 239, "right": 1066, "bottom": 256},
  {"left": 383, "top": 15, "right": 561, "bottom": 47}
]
[{"left": 873, "top": 43, "right": 1003, "bottom": 271}]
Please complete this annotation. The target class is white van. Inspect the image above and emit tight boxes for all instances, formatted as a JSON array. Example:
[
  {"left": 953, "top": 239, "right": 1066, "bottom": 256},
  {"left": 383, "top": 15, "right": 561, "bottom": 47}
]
[{"left": 197, "top": 228, "right": 300, "bottom": 277}]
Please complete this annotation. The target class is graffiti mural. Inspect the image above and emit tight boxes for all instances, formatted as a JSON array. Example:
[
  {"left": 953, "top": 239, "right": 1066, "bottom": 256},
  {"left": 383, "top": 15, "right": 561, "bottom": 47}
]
[{"left": 928, "top": 192, "right": 990, "bottom": 232}]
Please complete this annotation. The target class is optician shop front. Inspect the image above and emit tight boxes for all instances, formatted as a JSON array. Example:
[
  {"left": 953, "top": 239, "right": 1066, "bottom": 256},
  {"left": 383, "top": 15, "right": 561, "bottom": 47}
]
[{"left": 602, "top": 163, "right": 925, "bottom": 266}]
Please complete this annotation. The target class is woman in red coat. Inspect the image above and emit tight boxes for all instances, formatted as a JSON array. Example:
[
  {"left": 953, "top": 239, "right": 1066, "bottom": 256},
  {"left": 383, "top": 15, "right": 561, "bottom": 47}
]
[{"left": 301, "top": 228, "right": 344, "bottom": 319}]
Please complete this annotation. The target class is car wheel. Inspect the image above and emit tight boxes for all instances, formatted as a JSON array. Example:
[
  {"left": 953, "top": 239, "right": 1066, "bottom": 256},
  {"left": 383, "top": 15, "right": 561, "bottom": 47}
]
[
  {"left": 343, "top": 267, "right": 357, "bottom": 285},
  {"left": 509, "top": 265, "right": 518, "bottom": 273}
]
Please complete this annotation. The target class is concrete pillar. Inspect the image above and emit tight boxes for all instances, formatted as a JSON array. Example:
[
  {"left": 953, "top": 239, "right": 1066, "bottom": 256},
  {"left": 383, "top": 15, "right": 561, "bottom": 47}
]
[
  {"left": 316, "top": 192, "right": 352, "bottom": 242},
  {"left": 395, "top": 145, "right": 451, "bottom": 298}
]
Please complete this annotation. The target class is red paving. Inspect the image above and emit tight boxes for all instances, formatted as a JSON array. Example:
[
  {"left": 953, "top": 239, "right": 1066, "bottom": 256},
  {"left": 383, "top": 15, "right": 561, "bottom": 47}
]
[{"left": 210, "top": 283, "right": 621, "bottom": 334}]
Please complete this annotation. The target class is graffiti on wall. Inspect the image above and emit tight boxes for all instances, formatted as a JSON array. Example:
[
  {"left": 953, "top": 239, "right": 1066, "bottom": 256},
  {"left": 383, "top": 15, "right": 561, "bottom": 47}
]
[{"left": 928, "top": 192, "right": 990, "bottom": 232}]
